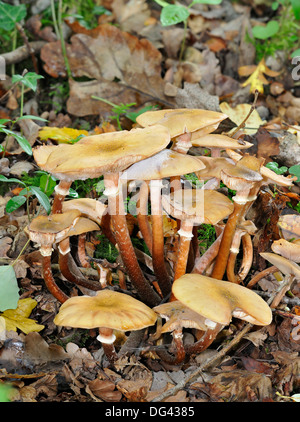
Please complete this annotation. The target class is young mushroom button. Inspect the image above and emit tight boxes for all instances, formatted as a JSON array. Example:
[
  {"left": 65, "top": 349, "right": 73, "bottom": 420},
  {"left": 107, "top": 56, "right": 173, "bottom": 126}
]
[{"left": 54, "top": 290, "right": 157, "bottom": 364}]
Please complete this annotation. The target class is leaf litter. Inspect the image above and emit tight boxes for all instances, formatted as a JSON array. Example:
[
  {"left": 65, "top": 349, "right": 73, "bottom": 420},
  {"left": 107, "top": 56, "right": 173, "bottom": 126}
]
[{"left": 0, "top": 0, "right": 300, "bottom": 404}]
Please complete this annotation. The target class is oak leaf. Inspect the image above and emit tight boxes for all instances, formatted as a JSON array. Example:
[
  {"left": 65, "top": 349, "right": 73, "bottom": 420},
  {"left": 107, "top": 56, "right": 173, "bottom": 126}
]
[{"left": 238, "top": 58, "right": 280, "bottom": 94}]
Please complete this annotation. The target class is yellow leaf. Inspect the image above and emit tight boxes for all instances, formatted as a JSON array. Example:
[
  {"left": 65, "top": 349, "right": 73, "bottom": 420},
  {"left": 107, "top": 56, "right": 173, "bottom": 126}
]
[
  {"left": 238, "top": 59, "right": 280, "bottom": 94},
  {"left": 148, "top": 215, "right": 177, "bottom": 237},
  {"left": 219, "top": 102, "right": 266, "bottom": 135},
  {"left": 39, "top": 127, "right": 89, "bottom": 144},
  {"left": 1, "top": 298, "right": 44, "bottom": 335}
]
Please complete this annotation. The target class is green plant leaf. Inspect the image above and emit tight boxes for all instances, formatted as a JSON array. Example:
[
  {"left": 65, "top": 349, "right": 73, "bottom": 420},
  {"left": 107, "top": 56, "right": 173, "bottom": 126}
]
[
  {"left": 160, "top": 4, "right": 190, "bottom": 26},
  {"left": 5, "top": 131, "right": 32, "bottom": 155},
  {"left": 5, "top": 195, "right": 27, "bottom": 213},
  {"left": 15, "top": 115, "right": 48, "bottom": 123},
  {"left": 0, "top": 175, "right": 26, "bottom": 185},
  {"left": 291, "top": 0, "right": 300, "bottom": 20},
  {"left": 0, "top": 266, "right": 19, "bottom": 312},
  {"left": 265, "top": 161, "right": 288, "bottom": 175},
  {"left": 292, "top": 48, "right": 300, "bottom": 58},
  {"left": 28, "top": 186, "right": 51, "bottom": 214},
  {"left": 252, "top": 20, "right": 280, "bottom": 39},
  {"left": 289, "top": 164, "right": 300, "bottom": 181},
  {"left": 0, "top": 1, "right": 26, "bottom": 31},
  {"left": 191, "top": 0, "right": 222, "bottom": 4},
  {"left": 12, "top": 72, "right": 44, "bottom": 92},
  {"left": 39, "top": 174, "right": 56, "bottom": 197}
]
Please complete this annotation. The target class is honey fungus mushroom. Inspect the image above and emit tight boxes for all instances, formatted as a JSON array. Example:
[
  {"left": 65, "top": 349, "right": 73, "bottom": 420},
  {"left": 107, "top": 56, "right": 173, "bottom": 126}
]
[
  {"left": 27, "top": 210, "right": 100, "bottom": 302},
  {"left": 54, "top": 290, "right": 157, "bottom": 364},
  {"left": 120, "top": 149, "right": 206, "bottom": 297},
  {"left": 172, "top": 274, "right": 273, "bottom": 327},
  {"left": 34, "top": 125, "right": 171, "bottom": 307},
  {"left": 136, "top": 108, "right": 228, "bottom": 153},
  {"left": 191, "top": 134, "right": 253, "bottom": 158},
  {"left": 162, "top": 188, "right": 234, "bottom": 281}
]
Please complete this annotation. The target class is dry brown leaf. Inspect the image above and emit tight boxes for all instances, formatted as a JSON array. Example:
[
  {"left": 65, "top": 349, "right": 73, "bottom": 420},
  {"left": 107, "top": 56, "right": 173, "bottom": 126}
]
[{"left": 88, "top": 378, "right": 122, "bottom": 402}]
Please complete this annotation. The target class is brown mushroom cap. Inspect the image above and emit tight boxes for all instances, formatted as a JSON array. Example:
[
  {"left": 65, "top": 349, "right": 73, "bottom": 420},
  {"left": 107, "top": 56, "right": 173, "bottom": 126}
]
[
  {"left": 221, "top": 157, "right": 263, "bottom": 192},
  {"left": 62, "top": 198, "right": 107, "bottom": 226},
  {"left": 136, "top": 109, "right": 228, "bottom": 138},
  {"left": 225, "top": 148, "right": 295, "bottom": 187},
  {"left": 33, "top": 125, "right": 170, "bottom": 181},
  {"left": 172, "top": 274, "right": 272, "bottom": 326},
  {"left": 154, "top": 301, "right": 214, "bottom": 332},
  {"left": 191, "top": 134, "right": 253, "bottom": 150},
  {"left": 260, "top": 252, "right": 300, "bottom": 279},
  {"left": 271, "top": 239, "right": 300, "bottom": 263},
  {"left": 120, "top": 149, "right": 205, "bottom": 181},
  {"left": 54, "top": 290, "right": 157, "bottom": 331},
  {"left": 28, "top": 210, "right": 81, "bottom": 246},
  {"left": 195, "top": 156, "right": 235, "bottom": 180},
  {"left": 162, "top": 188, "right": 234, "bottom": 225}
]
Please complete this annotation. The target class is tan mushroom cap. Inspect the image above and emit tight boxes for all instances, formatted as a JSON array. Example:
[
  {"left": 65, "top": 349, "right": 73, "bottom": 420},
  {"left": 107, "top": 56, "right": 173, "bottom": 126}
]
[
  {"left": 120, "top": 149, "right": 205, "bottom": 182},
  {"left": 67, "top": 217, "right": 100, "bottom": 237},
  {"left": 221, "top": 156, "right": 263, "bottom": 192},
  {"left": 271, "top": 239, "right": 300, "bottom": 263},
  {"left": 172, "top": 274, "right": 273, "bottom": 326},
  {"left": 28, "top": 210, "right": 81, "bottom": 246},
  {"left": 33, "top": 125, "right": 170, "bottom": 181},
  {"left": 162, "top": 188, "right": 234, "bottom": 225},
  {"left": 62, "top": 198, "right": 107, "bottom": 226},
  {"left": 191, "top": 134, "right": 253, "bottom": 150},
  {"left": 195, "top": 156, "right": 235, "bottom": 180},
  {"left": 225, "top": 148, "right": 295, "bottom": 187},
  {"left": 260, "top": 252, "right": 300, "bottom": 279},
  {"left": 154, "top": 301, "right": 213, "bottom": 332},
  {"left": 54, "top": 289, "right": 157, "bottom": 331},
  {"left": 136, "top": 109, "right": 228, "bottom": 138}
]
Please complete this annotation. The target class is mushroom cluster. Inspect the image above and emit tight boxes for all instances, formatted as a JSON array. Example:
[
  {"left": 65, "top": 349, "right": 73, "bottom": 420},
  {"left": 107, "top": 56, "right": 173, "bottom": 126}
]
[{"left": 26, "top": 107, "right": 297, "bottom": 365}]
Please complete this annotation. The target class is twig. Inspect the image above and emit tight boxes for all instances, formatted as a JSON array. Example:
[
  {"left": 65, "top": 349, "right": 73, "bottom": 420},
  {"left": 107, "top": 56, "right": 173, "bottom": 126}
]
[
  {"left": 229, "top": 90, "right": 259, "bottom": 137},
  {"left": 1, "top": 41, "right": 46, "bottom": 66},
  {"left": 150, "top": 323, "right": 253, "bottom": 402},
  {"left": 15, "top": 23, "right": 39, "bottom": 74}
]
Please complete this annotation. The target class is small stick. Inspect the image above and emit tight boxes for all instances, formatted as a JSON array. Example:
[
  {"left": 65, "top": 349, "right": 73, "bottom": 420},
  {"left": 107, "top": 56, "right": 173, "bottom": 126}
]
[{"left": 229, "top": 90, "right": 259, "bottom": 137}]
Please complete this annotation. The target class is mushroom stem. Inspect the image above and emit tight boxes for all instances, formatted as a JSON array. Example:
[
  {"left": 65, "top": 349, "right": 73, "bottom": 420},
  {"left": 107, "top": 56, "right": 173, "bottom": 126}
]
[
  {"left": 192, "top": 229, "right": 224, "bottom": 274},
  {"left": 270, "top": 274, "right": 295, "bottom": 309},
  {"left": 226, "top": 230, "right": 253, "bottom": 284},
  {"left": 42, "top": 253, "right": 69, "bottom": 303},
  {"left": 211, "top": 202, "right": 245, "bottom": 280},
  {"left": 52, "top": 180, "right": 72, "bottom": 214},
  {"left": 136, "top": 181, "right": 153, "bottom": 253},
  {"left": 247, "top": 265, "right": 278, "bottom": 289},
  {"left": 77, "top": 233, "right": 90, "bottom": 268},
  {"left": 105, "top": 173, "right": 161, "bottom": 307},
  {"left": 97, "top": 327, "right": 118, "bottom": 364},
  {"left": 174, "top": 220, "right": 194, "bottom": 281},
  {"left": 150, "top": 180, "right": 172, "bottom": 298},
  {"left": 185, "top": 323, "right": 223, "bottom": 355},
  {"left": 58, "top": 237, "right": 102, "bottom": 291},
  {"left": 156, "top": 329, "right": 186, "bottom": 365}
]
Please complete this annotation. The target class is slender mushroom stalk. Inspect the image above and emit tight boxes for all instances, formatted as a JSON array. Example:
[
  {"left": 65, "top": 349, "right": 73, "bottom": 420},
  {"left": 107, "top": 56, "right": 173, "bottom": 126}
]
[
  {"left": 211, "top": 156, "right": 263, "bottom": 280},
  {"left": 192, "top": 228, "right": 224, "bottom": 275},
  {"left": 77, "top": 233, "right": 90, "bottom": 268},
  {"left": 52, "top": 180, "right": 72, "bottom": 214},
  {"left": 226, "top": 230, "right": 253, "bottom": 284},
  {"left": 104, "top": 173, "right": 161, "bottom": 307},
  {"left": 136, "top": 181, "right": 153, "bottom": 253},
  {"left": 27, "top": 210, "right": 82, "bottom": 302},
  {"left": 53, "top": 290, "right": 157, "bottom": 365}
]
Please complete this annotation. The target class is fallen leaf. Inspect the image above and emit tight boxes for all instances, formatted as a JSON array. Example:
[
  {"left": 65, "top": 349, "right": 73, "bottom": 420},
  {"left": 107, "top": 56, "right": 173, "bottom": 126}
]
[
  {"left": 38, "top": 127, "right": 89, "bottom": 144},
  {"left": 1, "top": 298, "right": 44, "bottom": 334},
  {"left": 244, "top": 127, "right": 280, "bottom": 162},
  {"left": 219, "top": 102, "right": 266, "bottom": 135},
  {"left": 88, "top": 378, "right": 122, "bottom": 402},
  {"left": 238, "top": 58, "right": 280, "bottom": 94}
]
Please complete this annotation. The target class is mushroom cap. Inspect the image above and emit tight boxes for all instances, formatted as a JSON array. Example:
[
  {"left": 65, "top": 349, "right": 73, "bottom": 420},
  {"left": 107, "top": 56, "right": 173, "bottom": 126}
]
[
  {"left": 33, "top": 125, "right": 170, "bottom": 181},
  {"left": 62, "top": 198, "right": 107, "bottom": 226},
  {"left": 195, "top": 156, "right": 235, "bottom": 180},
  {"left": 225, "top": 148, "right": 295, "bottom": 187},
  {"left": 260, "top": 252, "right": 300, "bottom": 279},
  {"left": 220, "top": 158, "right": 263, "bottom": 192},
  {"left": 54, "top": 290, "right": 157, "bottom": 331},
  {"left": 120, "top": 149, "right": 205, "bottom": 181},
  {"left": 136, "top": 109, "right": 228, "bottom": 138},
  {"left": 162, "top": 188, "right": 234, "bottom": 225},
  {"left": 172, "top": 274, "right": 272, "bottom": 326},
  {"left": 191, "top": 134, "right": 253, "bottom": 150},
  {"left": 271, "top": 239, "right": 300, "bottom": 263},
  {"left": 28, "top": 210, "right": 81, "bottom": 246},
  {"left": 154, "top": 301, "right": 212, "bottom": 332},
  {"left": 67, "top": 217, "right": 100, "bottom": 237}
]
